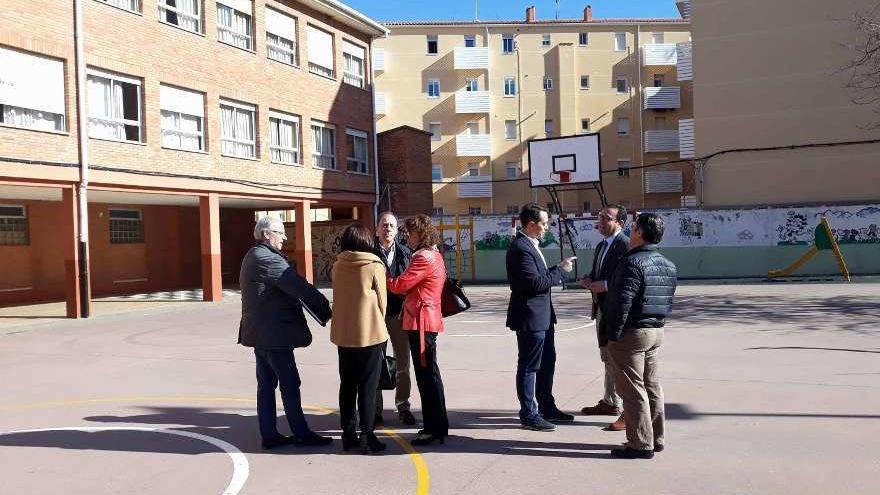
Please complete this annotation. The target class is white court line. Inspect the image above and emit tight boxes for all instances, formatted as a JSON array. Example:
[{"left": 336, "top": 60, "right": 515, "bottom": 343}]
[
  {"left": 0, "top": 426, "right": 249, "bottom": 495},
  {"left": 447, "top": 319, "right": 595, "bottom": 337}
]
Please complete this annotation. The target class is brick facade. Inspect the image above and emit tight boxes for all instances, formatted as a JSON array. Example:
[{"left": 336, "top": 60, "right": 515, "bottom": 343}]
[{"left": 377, "top": 125, "right": 433, "bottom": 217}]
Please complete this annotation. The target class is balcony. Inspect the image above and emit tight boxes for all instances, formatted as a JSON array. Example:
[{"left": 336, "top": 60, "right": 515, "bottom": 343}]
[
  {"left": 455, "top": 90, "right": 490, "bottom": 113},
  {"left": 457, "top": 175, "right": 493, "bottom": 198},
  {"left": 644, "top": 170, "right": 683, "bottom": 194},
  {"left": 676, "top": 41, "right": 693, "bottom": 81},
  {"left": 454, "top": 47, "right": 489, "bottom": 70},
  {"left": 679, "top": 118, "right": 695, "bottom": 158},
  {"left": 372, "top": 48, "right": 385, "bottom": 71},
  {"left": 456, "top": 134, "right": 491, "bottom": 156},
  {"left": 644, "top": 130, "right": 680, "bottom": 153},
  {"left": 676, "top": 1, "right": 691, "bottom": 19},
  {"left": 374, "top": 92, "right": 387, "bottom": 115},
  {"left": 642, "top": 43, "right": 677, "bottom": 66},
  {"left": 643, "top": 86, "right": 681, "bottom": 110}
]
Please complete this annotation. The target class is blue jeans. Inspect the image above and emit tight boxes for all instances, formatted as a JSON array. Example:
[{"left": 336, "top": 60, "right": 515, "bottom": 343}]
[
  {"left": 254, "top": 348, "right": 311, "bottom": 440},
  {"left": 515, "top": 328, "right": 557, "bottom": 422}
]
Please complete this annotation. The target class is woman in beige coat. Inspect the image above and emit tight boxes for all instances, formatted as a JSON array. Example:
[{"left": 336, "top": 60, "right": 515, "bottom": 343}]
[{"left": 331, "top": 222, "right": 389, "bottom": 454}]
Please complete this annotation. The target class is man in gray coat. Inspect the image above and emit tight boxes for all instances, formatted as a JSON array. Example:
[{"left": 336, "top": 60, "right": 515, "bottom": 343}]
[{"left": 238, "top": 216, "right": 333, "bottom": 449}]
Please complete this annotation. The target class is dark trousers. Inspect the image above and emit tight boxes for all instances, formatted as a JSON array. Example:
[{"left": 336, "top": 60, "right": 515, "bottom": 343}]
[
  {"left": 408, "top": 331, "right": 449, "bottom": 437},
  {"left": 515, "top": 328, "right": 558, "bottom": 422},
  {"left": 338, "top": 342, "right": 384, "bottom": 438},
  {"left": 254, "top": 348, "right": 310, "bottom": 440}
]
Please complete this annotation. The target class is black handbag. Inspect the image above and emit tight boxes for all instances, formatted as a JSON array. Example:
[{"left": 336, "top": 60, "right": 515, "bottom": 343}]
[
  {"left": 440, "top": 277, "right": 471, "bottom": 318},
  {"left": 378, "top": 354, "right": 397, "bottom": 390}
]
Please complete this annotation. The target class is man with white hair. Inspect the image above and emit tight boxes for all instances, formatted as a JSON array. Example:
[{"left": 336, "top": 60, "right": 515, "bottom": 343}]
[{"left": 238, "top": 215, "right": 333, "bottom": 449}]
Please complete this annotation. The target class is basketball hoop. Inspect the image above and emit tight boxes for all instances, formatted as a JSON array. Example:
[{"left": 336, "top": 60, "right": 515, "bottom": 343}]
[{"left": 555, "top": 171, "right": 571, "bottom": 183}]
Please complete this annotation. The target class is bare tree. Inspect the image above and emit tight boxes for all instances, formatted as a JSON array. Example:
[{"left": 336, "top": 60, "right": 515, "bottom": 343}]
[{"left": 843, "top": 3, "right": 880, "bottom": 126}]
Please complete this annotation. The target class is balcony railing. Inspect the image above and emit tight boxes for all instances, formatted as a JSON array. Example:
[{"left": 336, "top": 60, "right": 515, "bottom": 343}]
[
  {"left": 457, "top": 175, "right": 493, "bottom": 198},
  {"left": 679, "top": 118, "right": 695, "bottom": 158},
  {"left": 643, "top": 43, "right": 678, "bottom": 66},
  {"left": 372, "top": 48, "right": 385, "bottom": 71},
  {"left": 454, "top": 47, "right": 489, "bottom": 70},
  {"left": 455, "top": 91, "right": 490, "bottom": 113},
  {"left": 677, "top": 41, "right": 693, "bottom": 81},
  {"left": 644, "top": 170, "right": 683, "bottom": 194},
  {"left": 643, "top": 86, "right": 681, "bottom": 110},
  {"left": 644, "top": 130, "right": 680, "bottom": 153},
  {"left": 374, "top": 92, "right": 387, "bottom": 115},
  {"left": 456, "top": 134, "right": 491, "bottom": 156}
]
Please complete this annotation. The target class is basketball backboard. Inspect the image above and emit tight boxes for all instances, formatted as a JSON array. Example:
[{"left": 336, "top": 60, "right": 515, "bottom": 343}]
[{"left": 527, "top": 133, "right": 601, "bottom": 188}]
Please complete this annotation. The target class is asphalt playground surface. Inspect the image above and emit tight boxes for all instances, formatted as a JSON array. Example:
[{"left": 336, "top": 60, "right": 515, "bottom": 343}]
[{"left": 1, "top": 282, "right": 879, "bottom": 494}]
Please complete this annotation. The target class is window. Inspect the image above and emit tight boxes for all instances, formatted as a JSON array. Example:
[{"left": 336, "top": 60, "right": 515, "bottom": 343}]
[
  {"left": 543, "top": 76, "right": 553, "bottom": 91},
  {"left": 541, "top": 34, "right": 551, "bottom": 47},
  {"left": 580, "top": 75, "right": 590, "bottom": 89},
  {"left": 654, "top": 116, "right": 667, "bottom": 130},
  {"left": 653, "top": 74, "right": 665, "bottom": 87},
  {"left": 467, "top": 163, "right": 479, "bottom": 176},
  {"left": 546, "top": 202, "right": 556, "bottom": 214},
  {"left": 307, "top": 25, "right": 334, "bottom": 78},
  {"left": 583, "top": 201, "right": 592, "bottom": 213},
  {"left": 346, "top": 128, "right": 368, "bottom": 173},
  {"left": 217, "top": 0, "right": 253, "bottom": 50},
  {"left": 617, "top": 159, "right": 631, "bottom": 177},
  {"left": 502, "top": 34, "right": 514, "bottom": 53},
  {"left": 506, "top": 205, "right": 519, "bottom": 214},
  {"left": 109, "top": 208, "right": 144, "bottom": 244},
  {"left": 544, "top": 119, "right": 553, "bottom": 134},
  {"left": 580, "top": 118, "right": 590, "bottom": 133},
  {"left": 504, "top": 120, "right": 516, "bottom": 140},
  {"left": 427, "top": 34, "right": 438, "bottom": 54},
  {"left": 465, "top": 78, "right": 478, "bottom": 92},
  {"left": 311, "top": 120, "right": 336, "bottom": 169},
  {"left": 614, "top": 32, "right": 627, "bottom": 52},
  {"left": 616, "top": 76, "right": 628, "bottom": 93},
  {"left": 266, "top": 8, "right": 297, "bottom": 66},
  {"left": 466, "top": 122, "right": 479, "bottom": 135},
  {"left": 427, "top": 79, "right": 440, "bottom": 98},
  {"left": 159, "top": 0, "right": 201, "bottom": 33},
  {"left": 219, "top": 98, "right": 256, "bottom": 158},
  {"left": 0, "top": 47, "right": 66, "bottom": 132},
  {"left": 160, "top": 84, "right": 204, "bottom": 152},
  {"left": 87, "top": 69, "right": 141, "bottom": 142},
  {"left": 97, "top": 0, "right": 140, "bottom": 13},
  {"left": 269, "top": 110, "right": 300, "bottom": 164},
  {"left": 503, "top": 77, "right": 517, "bottom": 96},
  {"left": 431, "top": 164, "right": 442, "bottom": 181},
  {"left": 468, "top": 206, "right": 482, "bottom": 216},
  {"left": 464, "top": 35, "right": 476, "bottom": 47},
  {"left": 652, "top": 32, "right": 664, "bottom": 44},
  {"left": 578, "top": 32, "right": 588, "bottom": 46},
  {"left": 505, "top": 162, "right": 519, "bottom": 179},
  {"left": 429, "top": 122, "right": 441, "bottom": 141},
  {"left": 617, "top": 117, "right": 630, "bottom": 136},
  {"left": 0, "top": 205, "right": 28, "bottom": 246},
  {"left": 342, "top": 40, "right": 366, "bottom": 88},
  {"left": 432, "top": 207, "right": 444, "bottom": 216}
]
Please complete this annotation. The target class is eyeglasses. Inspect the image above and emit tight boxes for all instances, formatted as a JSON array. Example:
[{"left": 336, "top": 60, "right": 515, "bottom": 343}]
[{"left": 267, "top": 229, "right": 288, "bottom": 240}]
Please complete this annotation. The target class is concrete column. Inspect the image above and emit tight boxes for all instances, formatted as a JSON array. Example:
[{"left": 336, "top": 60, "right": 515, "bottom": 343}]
[
  {"left": 199, "top": 193, "right": 222, "bottom": 301},
  {"left": 61, "top": 187, "right": 83, "bottom": 318},
  {"left": 356, "top": 204, "right": 375, "bottom": 228},
  {"left": 294, "top": 201, "right": 313, "bottom": 282}
]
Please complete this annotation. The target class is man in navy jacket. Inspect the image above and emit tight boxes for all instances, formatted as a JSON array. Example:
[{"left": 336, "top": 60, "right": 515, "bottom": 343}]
[{"left": 506, "top": 204, "right": 577, "bottom": 431}]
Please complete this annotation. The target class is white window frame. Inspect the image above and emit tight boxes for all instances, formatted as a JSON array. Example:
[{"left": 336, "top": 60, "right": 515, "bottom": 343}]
[
  {"left": 307, "top": 24, "right": 335, "bottom": 78},
  {"left": 427, "top": 34, "right": 438, "bottom": 55},
  {"left": 578, "top": 32, "right": 588, "bottom": 46},
  {"left": 652, "top": 32, "right": 664, "bottom": 44},
  {"left": 503, "top": 77, "right": 517, "bottom": 97},
  {"left": 617, "top": 117, "right": 630, "bottom": 136},
  {"left": 580, "top": 118, "right": 591, "bottom": 133},
  {"left": 427, "top": 79, "right": 440, "bottom": 98},
  {"left": 654, "top": 74, "right": 665, "bottom": 87},
  {"left": 160, "top": 110, "right": 204, "bottom": 151},
  {"left": 617, "top": 159, "right": 631, "bottom": 177},
  {"left": 465, "top": 122, "right": 479, "bottom": 135},
  {"left": 505, "top": 162, "right": 519, "bottom": 179},
  {"left": 580, "top": 75, "right": 590, "bottom": 89},
  {"left": 431, "top": 164, "right": 443, "bottom": 181},
  {"left": 614, "top": 32, "right": 627, "bottom": 52},
  {"left": 311, "top": 120, "right": 336, "bottom": 169},
  {"left": 219, "top": 98, "right": 256, "bottom": 158},
  {"left": 217, "top": 1, "right": 253, "bottom": 51},
  {"left": 269, "top": 110, "right": 300, "bottom": 165},
  {"left": 464, "top": 35, "right": 476, "bottom": 47},
  {"left": 266, "top": 8, "right": 298, "bottom": 66},
  {"left": 345, "top": 127, "right": 369, "bottom": 174},
  {"left": 467, "top": 163, "right": 479, "bottom": 177},
  {"left": 87, "top": 68, "right": 143, "bottom": 143},
  {"left": 502, "top": 34, "right": 514, "bottom": 54},
  {"left": 343, "top": 52, "right": 365, "bottom": 88},
  {"left": 158, "top": 0, "right": 201, "bottom": 33},
  {"left": 504, "top": 120, "right": 516, "bottom": 140},
  {"left": 465, "top": 78, "right": 478, "bottom": 91},
  {"left": 96, "top": 0, "right": 141, "bottom": 14},
  {"left": 108, "top": 207, "right": 144, "bottom": 244},
  {"left": 0, "top": 48, "right": 67, "bottom": 133},
  {"left": 616, "top": 76, "right": 629, "bottom": 94},
  {"left": 543, "top": 76, "right": 553, "bottom": 91},
  {"left": 544, "top": 119, "right": 553, "bottom": 134},
  {"left": 429, "top": 122, "right": 441, "bottom": 141},
  {"left": 541, "top": 34, "right": 551, "bottom": 47}
]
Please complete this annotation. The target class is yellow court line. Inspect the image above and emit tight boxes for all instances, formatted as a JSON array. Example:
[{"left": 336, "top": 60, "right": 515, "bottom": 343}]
[{"left": 1, "top": 395, "right": 430, "bottom": 495}]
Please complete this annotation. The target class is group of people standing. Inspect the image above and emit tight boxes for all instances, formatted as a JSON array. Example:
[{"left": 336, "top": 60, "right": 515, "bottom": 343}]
[{"left": 237, "top": 203, "right": 676, "bottom": 459}]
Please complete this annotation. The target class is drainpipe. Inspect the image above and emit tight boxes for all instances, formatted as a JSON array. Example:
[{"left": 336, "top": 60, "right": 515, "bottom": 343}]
[
  {"left": 636, "top": 24, "right": 645, "bottom": 209},
  {"left": 485, "top": 26, "right": 492, "bottom": 213},
  {"left": 370, "top": 33, "right": 386, "bottom": 222},
  {"left": 73, "top": 0, "right": 91, "bottom": 317}
]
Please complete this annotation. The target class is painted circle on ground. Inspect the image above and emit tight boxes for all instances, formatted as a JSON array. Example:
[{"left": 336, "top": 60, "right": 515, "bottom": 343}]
[{"left": 0, "top": 426, "right": 249, "bottom": 495}]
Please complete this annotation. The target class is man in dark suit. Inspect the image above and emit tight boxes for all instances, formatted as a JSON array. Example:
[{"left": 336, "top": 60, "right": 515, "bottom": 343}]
[
  {"left": 506, "top": 204, "right": 577, "bottom": 431},
  {"left": 373, "top": 211, "right": 416, "bottom": 426},
  {"left": 238, "top": 216, "right": 333, "bottom": 450},
  {"left": 580, "top": 205, "right": 630, "bottom": 430}
]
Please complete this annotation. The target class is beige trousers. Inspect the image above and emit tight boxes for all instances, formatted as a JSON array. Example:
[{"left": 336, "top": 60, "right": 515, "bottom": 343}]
[{"left": 608, "top": 327, "right": 665, "bottom": 450}]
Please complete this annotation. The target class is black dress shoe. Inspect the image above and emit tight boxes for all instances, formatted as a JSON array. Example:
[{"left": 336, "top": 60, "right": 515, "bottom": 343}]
[
  {"left": 398, "top": 409, "right": 417, "bottom": 426},
  {"left": 341, "top": 433, "right": 360, "bottom": 452},
  {"left": 374, "top": 413, "right": 384, "bottom": 426},
  {"left": 410, "top": 432, "right": 445, "bottom": 446},
  {"left": 361, "top": 433, "right": 387, "bottom": 454},
  {"left": 610, "top": 446, "right": 654, "bottom": 459},
  {"left": 654, "top": 444, "right": 665, "bottom": 453},
  {"left": 541, "top": 409, "right": 575, "bottom": 424},
  {"left": 293, "top": 431, "right": 333, "bottom": 447},
  {"left": 261, "top": 434, "right": 296, "bottom": 450}
]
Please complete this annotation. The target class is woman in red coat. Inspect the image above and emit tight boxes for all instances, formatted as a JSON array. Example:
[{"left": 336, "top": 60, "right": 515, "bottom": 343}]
[{"left": 387, "top": 214, "right": 448, "bottom": 446}]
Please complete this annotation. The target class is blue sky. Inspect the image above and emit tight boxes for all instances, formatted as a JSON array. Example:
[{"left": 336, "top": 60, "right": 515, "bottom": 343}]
[{"left": 343, "top": 0, "right": 681, "bottom": 22}]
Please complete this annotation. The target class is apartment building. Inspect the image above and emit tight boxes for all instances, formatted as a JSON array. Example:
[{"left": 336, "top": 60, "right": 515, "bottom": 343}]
[
  {"left": 373, "top": 4, "right": 693, "bottom": 216},
  {"left": 0, "top": 0, "right": 386, "bottom": 314},
  {"left": 689, "top": 0, "right": 880, "bottom": 207}
]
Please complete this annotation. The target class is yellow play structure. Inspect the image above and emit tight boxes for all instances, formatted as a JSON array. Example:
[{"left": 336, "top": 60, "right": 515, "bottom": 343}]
[{"left": 768, "top": 216, "right": 851, "bottom": 280}]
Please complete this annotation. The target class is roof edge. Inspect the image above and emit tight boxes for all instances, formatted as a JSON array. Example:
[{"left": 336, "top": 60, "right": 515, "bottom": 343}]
[{"left": 301, "top": 0, "right": 389, "bottom": 37}]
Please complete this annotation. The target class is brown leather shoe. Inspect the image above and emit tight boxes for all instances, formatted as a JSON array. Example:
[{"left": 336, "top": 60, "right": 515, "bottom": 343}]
[
  {"left": 580, "top": 401, "right": 621, "bottom": 416},
  {"left": 604, "top": 413, "right": 626, "bottom": 431}
]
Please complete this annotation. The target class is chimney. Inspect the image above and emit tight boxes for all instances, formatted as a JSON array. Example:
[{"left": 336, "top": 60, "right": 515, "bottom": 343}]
[
  {"left": 584, "top": 5, "right": 593, "bottom": 22},
  {"left": 526, "top": 5, "right": 536, "bottom": 23}
]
